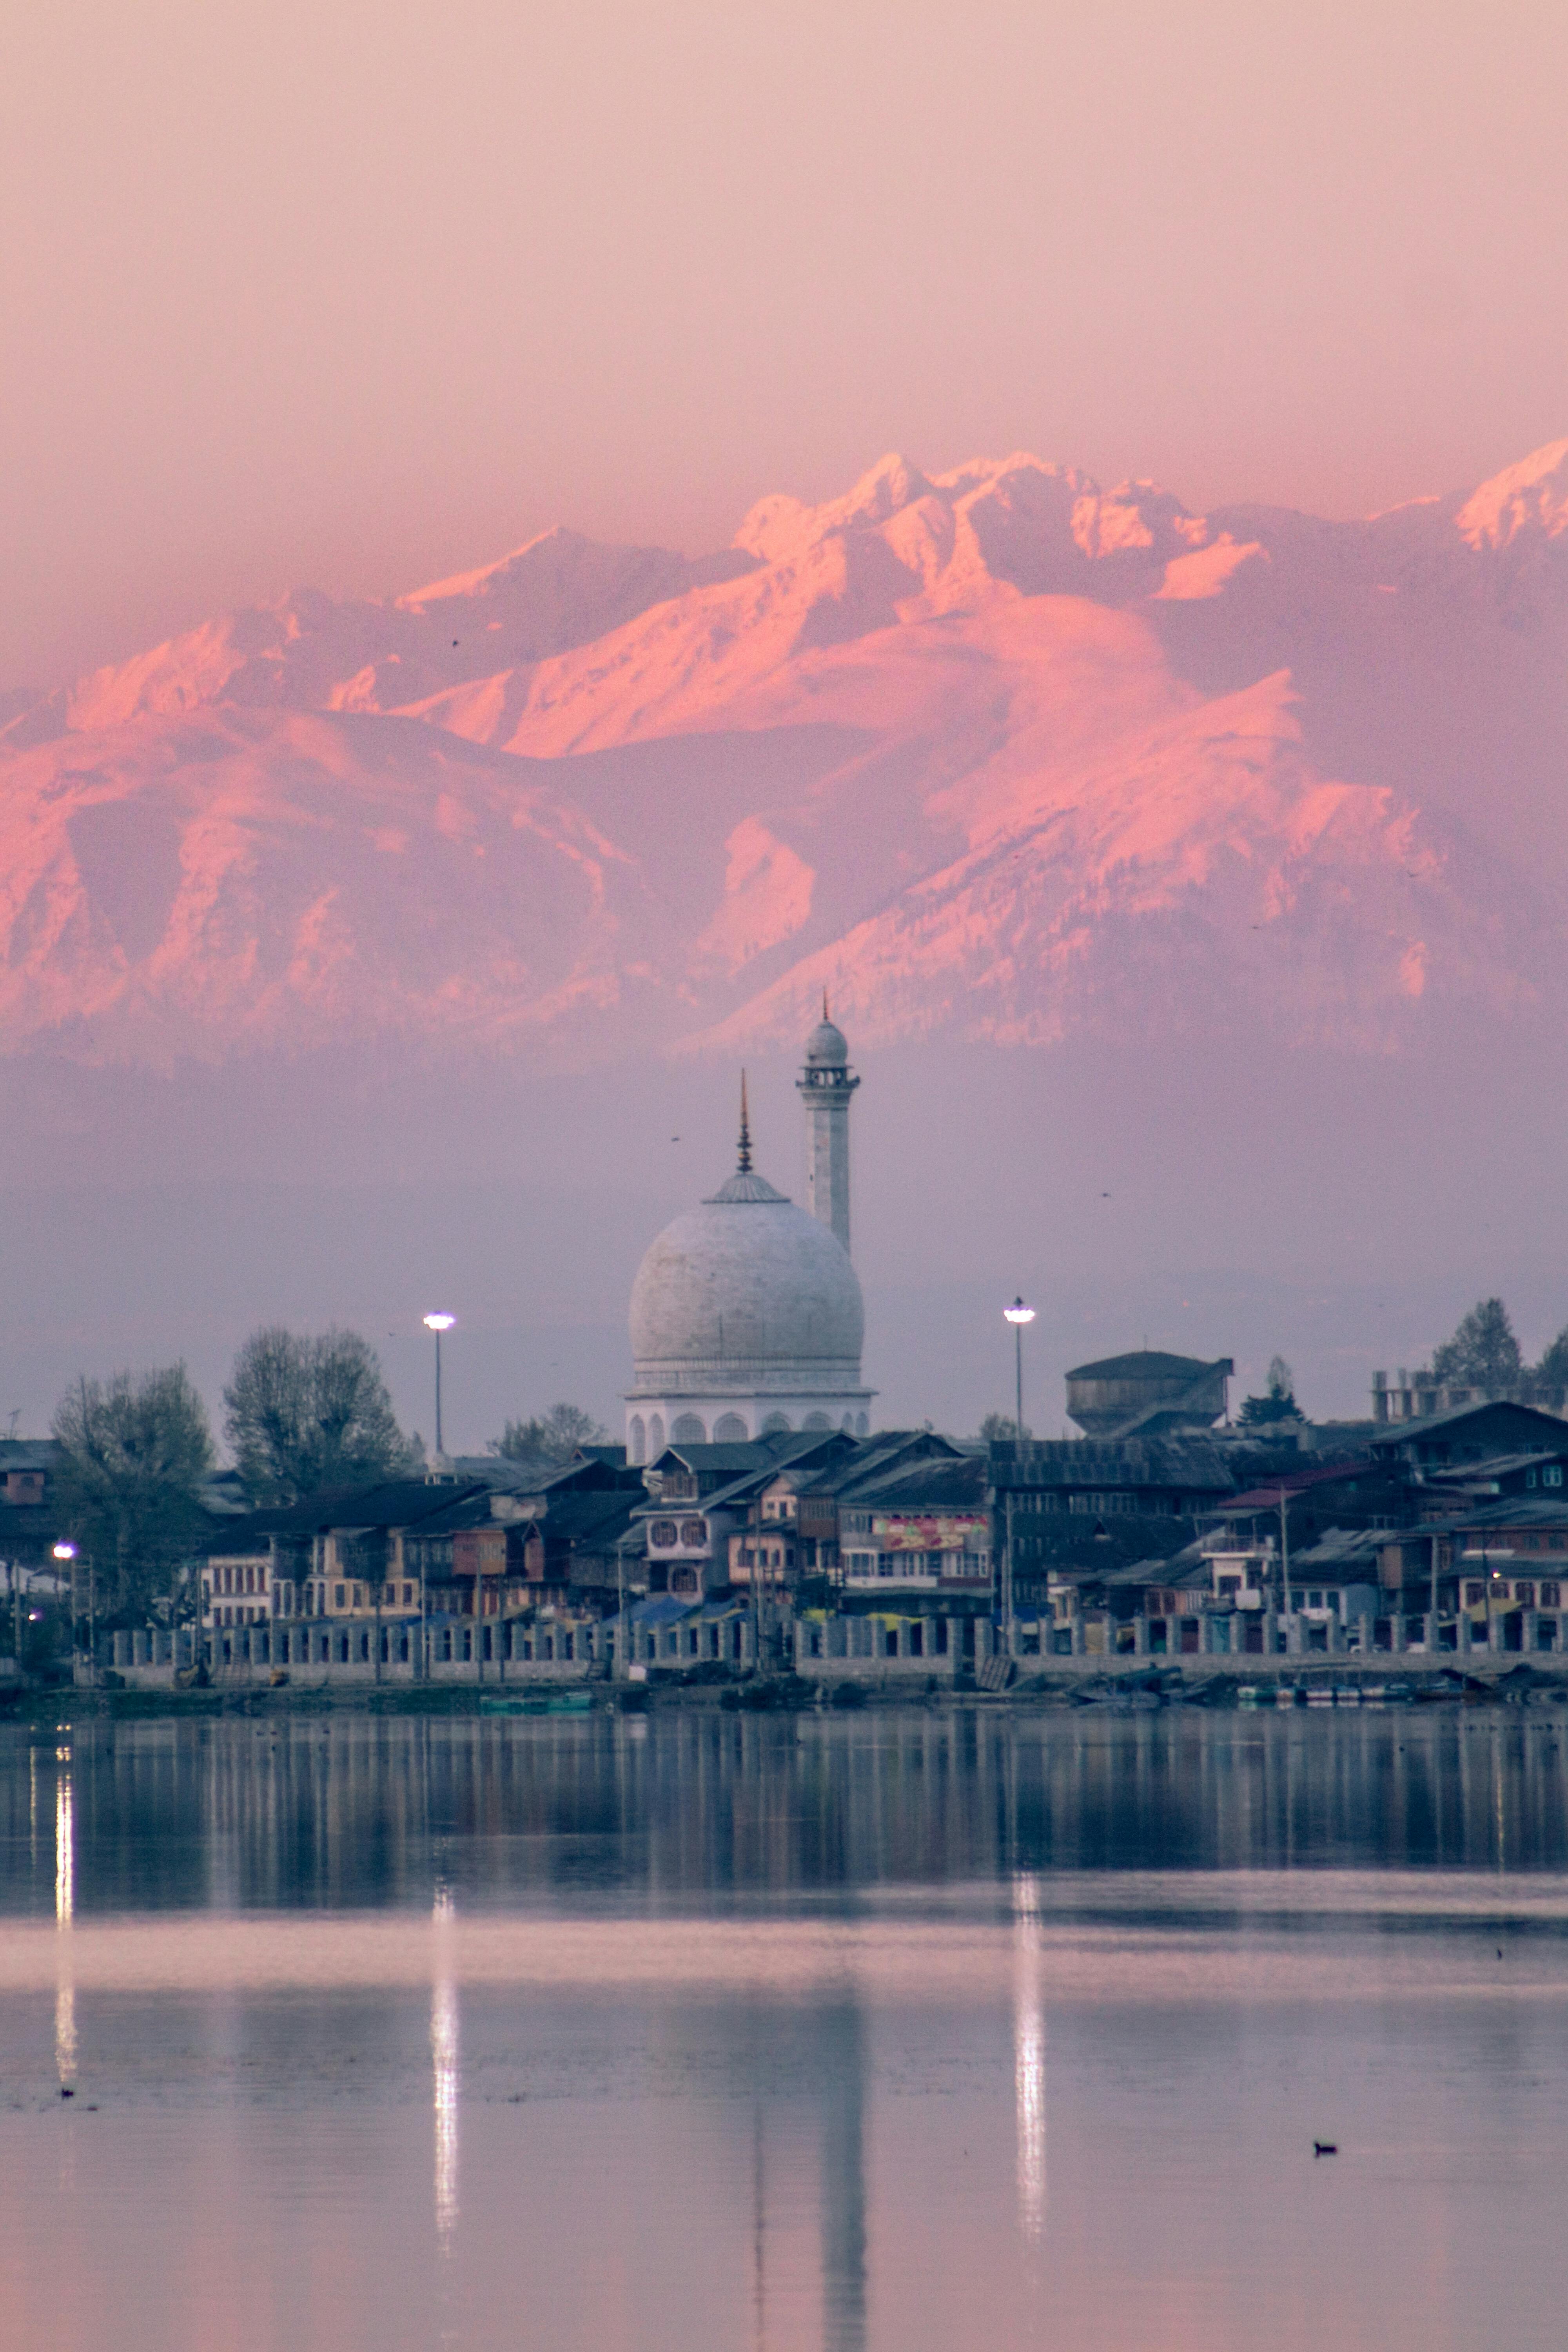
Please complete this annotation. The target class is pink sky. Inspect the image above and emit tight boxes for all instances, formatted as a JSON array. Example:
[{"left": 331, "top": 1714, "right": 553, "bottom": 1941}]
[{"left": 3, "top": 0, "right": 1566, "bottom": 689}]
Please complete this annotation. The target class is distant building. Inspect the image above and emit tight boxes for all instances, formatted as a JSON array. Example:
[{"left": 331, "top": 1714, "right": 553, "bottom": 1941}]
[
  {"left": 0, "top": 1439, "right": 58, "bottom": 1509},
  {"left": 1372, "top": 1368, "right": 1568, "bottom": 1424},
  {"left": 1065, "top": 1351, "right": 1234, "bottom": 1438},
  {"left": 835, "top": 1453, "right": 992, "bottom": 1607},
  {"left": 623, "top": 1021, "right": 874, "bottom": 1461},
  {"left": 1368, "top": 1398, "right": 1568, "bottom": 1468},
  {"left": 989, "top": 1434, "right": 1237, "bottom": 1610}
]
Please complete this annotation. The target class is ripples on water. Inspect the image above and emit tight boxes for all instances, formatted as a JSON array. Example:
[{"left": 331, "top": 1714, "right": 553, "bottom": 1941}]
[{"left": 2, "top": 1709, "right": 1566, "bottom": 2352}]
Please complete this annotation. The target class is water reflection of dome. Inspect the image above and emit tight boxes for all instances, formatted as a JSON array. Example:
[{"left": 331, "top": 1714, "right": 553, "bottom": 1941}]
[{"left": 624, "top": 1049, "right": 873, "bottom": 1464}]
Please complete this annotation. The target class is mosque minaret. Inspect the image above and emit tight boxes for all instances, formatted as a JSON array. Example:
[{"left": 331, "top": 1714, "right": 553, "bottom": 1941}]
[
  {"left": 797, "top": 997, "right": 859, "bottom": 1252},
  {"left": 624, "top": 1015, "right": 873, "bottom": 1464}
]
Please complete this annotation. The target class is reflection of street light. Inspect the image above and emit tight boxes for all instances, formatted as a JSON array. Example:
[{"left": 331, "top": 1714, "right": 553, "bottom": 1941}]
[
  {"left": 423, "top": 1315, "right": 456, "bottom": 1460},
  {"left": 1003, "top": 1300, "right": 1036, "bottom": 1439}
]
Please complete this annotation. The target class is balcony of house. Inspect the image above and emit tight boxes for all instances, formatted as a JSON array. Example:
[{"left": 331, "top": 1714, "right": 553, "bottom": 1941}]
[
  {"left": 841, "top": 1545, "right": 942, "bottom": 1593},
  {"left": 729, "top": 1532, "right": 795, "bottom": 1586}
]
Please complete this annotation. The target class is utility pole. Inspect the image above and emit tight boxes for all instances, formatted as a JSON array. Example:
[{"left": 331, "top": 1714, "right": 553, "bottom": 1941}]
[
  {"left": 1278, "top": 1486, "right": 1291, "bottom": 1630},
  {"left": 751, "top": 1496, "right": 763, "bottom": 1674},
  {"left": 1004, "top": 1491, "right": 1015, "bottom": 1654}
]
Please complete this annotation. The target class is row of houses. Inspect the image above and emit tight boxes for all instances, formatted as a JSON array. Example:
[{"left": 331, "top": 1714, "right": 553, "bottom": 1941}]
[
  {"left": 19, "top": 1374, "right": 1568, "bottom": 1674},
  {"left": 187, "top": 1396, "right": 1568, "bottom": 1667}
]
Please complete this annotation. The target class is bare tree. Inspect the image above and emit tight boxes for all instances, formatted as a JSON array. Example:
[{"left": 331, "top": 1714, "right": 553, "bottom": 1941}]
[
  {"left": 490, "top": 1403, "right": 608, "bottom": 1466},
  {"left": 225, "top": 1327, "right": 419, "bottom": 1504},
  {"left": 52, "top": 1366, "right": 215, "bottom": 1619}
]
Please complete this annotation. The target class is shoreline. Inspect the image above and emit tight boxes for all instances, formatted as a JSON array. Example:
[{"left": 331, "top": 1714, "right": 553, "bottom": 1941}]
[{"left": 7, "top": 1653, "right": 1567, "bottom": 1727}]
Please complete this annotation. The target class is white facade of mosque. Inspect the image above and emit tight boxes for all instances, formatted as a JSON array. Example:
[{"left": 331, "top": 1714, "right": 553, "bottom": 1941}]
[{"left": 624, "top": 1019, "right": 874, "bottom": 1464}]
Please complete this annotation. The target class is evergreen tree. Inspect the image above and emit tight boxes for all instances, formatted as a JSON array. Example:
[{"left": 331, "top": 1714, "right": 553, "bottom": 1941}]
[
  {"left": 1536, "top": 1326, "right": 1568, "bottom": 1385},
  {"left": 1239, "top": 1355, "right": 1299, "bottom": 1426},
  {"left": 1430, "top": 1299, "right": 1521, "bottom": 1389}
]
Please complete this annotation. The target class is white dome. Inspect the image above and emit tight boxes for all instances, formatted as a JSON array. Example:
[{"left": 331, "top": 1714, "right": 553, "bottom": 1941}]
[
  {"left": 804, "top": 1016, "right": 849, "bottom": 1068},
  {"left": 630, "top": 1169, "right": 864, "bottom": 1392}
]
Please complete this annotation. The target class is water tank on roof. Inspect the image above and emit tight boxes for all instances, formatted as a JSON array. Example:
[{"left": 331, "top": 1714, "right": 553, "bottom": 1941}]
[{"left": 1065, "top": 1350, "right": 1232, "bottom": 1438}]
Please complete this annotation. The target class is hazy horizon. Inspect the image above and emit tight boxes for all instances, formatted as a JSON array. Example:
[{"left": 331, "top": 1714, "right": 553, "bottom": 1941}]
[{"left": 6, "top": 0, "right": 1567, "bottom": 690}]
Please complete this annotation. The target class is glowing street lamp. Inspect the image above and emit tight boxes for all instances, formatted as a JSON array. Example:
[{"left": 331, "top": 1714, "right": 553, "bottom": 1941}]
[
  {"left": 423, "top": 1314, "right": 456, "bottom": 1460},
  {"left": 1003, "top": 1299, "right": 1036, "bottom": 1440}
]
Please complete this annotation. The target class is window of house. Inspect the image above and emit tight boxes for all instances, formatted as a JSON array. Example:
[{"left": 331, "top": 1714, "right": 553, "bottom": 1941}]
[
  {"left": 1516, "top": 1583, "right": 1536, "bottom": 1607},
  {"left": 1542, "top": 1582, "right": 1561, "bottom": 1608},
  {"left": 1527, "top": 1470, "right": 1539, "bottom": 1489},
  {"left": 877, "top": 1555, "right": 896, "bottom": 1577},
  {"left": 650, "top": 1520, "right": 677, "bottom": 1548},
  {"left": 1218, "top": 1576, "right": 1241, "bottom": 1596},
  {"left": 1465, "top": 1583, "right": 1485, "bottom": 1606},
  {"left": 334, "top": 1584, "right": 346, "bottom": 1609},
  {"left": 680, "top": 1519, "right": 707, "bottom": 1546},
  {"left": 1549, "top": 1468, "right": 1564, "bottom": 1488}
]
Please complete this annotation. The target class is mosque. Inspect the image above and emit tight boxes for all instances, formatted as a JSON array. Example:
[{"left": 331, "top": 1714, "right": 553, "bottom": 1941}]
[{"left": 624, "top": 1010, "right": 875, "bottom": 1463}]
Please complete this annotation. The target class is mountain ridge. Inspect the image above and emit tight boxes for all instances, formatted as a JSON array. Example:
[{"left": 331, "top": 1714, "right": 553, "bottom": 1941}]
[{"left": 3, "top": 440, "right": 1565, "bottom": 1071}]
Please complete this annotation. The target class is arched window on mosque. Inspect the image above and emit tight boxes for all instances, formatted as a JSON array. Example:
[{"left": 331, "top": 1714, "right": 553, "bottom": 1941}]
[
  {"left": 628, "top": 1415, "right": 646, "bottom": 1465},
  {"left": 802, "top": 1411, "right": 832, "bottom": 1431},
  {"left": 648, "top": 1414, "right": 665, "bottom": 1454},
  {"left": 672, "top": 1413, "right": 706, "bottom": 1444},
  {"left": 714, "top": 1413, "right": 748, "bottom": 1441},
  {"left": 761, "top": 1412, "right": 793, "bottom": 1436}
]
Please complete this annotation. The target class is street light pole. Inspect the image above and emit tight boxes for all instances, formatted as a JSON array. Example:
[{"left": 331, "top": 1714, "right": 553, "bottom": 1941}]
[
  {"left": 1000, "top": 1304, "right": 1035, "bottom": 1660},
  {"left": 423, "top": 1314, "right": 455, "bottom": 1464},
  {"left": 53, "top": 1543, "right": 77, "bottom": 1682},
  {"left": 1004, "top": 1299, "right": 1036, "bottom": 1439}
]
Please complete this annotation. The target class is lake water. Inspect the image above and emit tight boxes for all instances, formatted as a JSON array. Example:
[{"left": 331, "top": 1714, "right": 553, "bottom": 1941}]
[{"left": 4, "top": 1704, "right": 1568, "bottom": 2351}]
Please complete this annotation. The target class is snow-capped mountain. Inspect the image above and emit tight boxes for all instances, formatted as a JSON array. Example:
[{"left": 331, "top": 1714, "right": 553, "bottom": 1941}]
[{"left": 3, "top": 441, "right": 1565, "bottom": 1069}]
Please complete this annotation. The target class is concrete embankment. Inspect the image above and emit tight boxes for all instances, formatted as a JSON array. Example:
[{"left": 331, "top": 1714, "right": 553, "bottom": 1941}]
[{"left": 10, "top": 1655, "right": 1568, "bottom": 1724}]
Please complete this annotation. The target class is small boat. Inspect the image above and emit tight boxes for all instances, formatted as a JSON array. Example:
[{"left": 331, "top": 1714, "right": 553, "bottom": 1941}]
[{"left": 480, "top": 1688, "right": 594, "bottom": 1717}]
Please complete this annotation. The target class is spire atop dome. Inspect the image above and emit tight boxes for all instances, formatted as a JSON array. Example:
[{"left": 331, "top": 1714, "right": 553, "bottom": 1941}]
[{"left": 738, "top": 1071, "right": 752, "bottom": 1173}]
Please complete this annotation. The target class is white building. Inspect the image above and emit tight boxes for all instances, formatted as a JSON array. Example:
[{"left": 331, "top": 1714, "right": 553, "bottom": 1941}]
[{"left": 624, "top": 1016, "right": 875, "bottom": 1464}]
